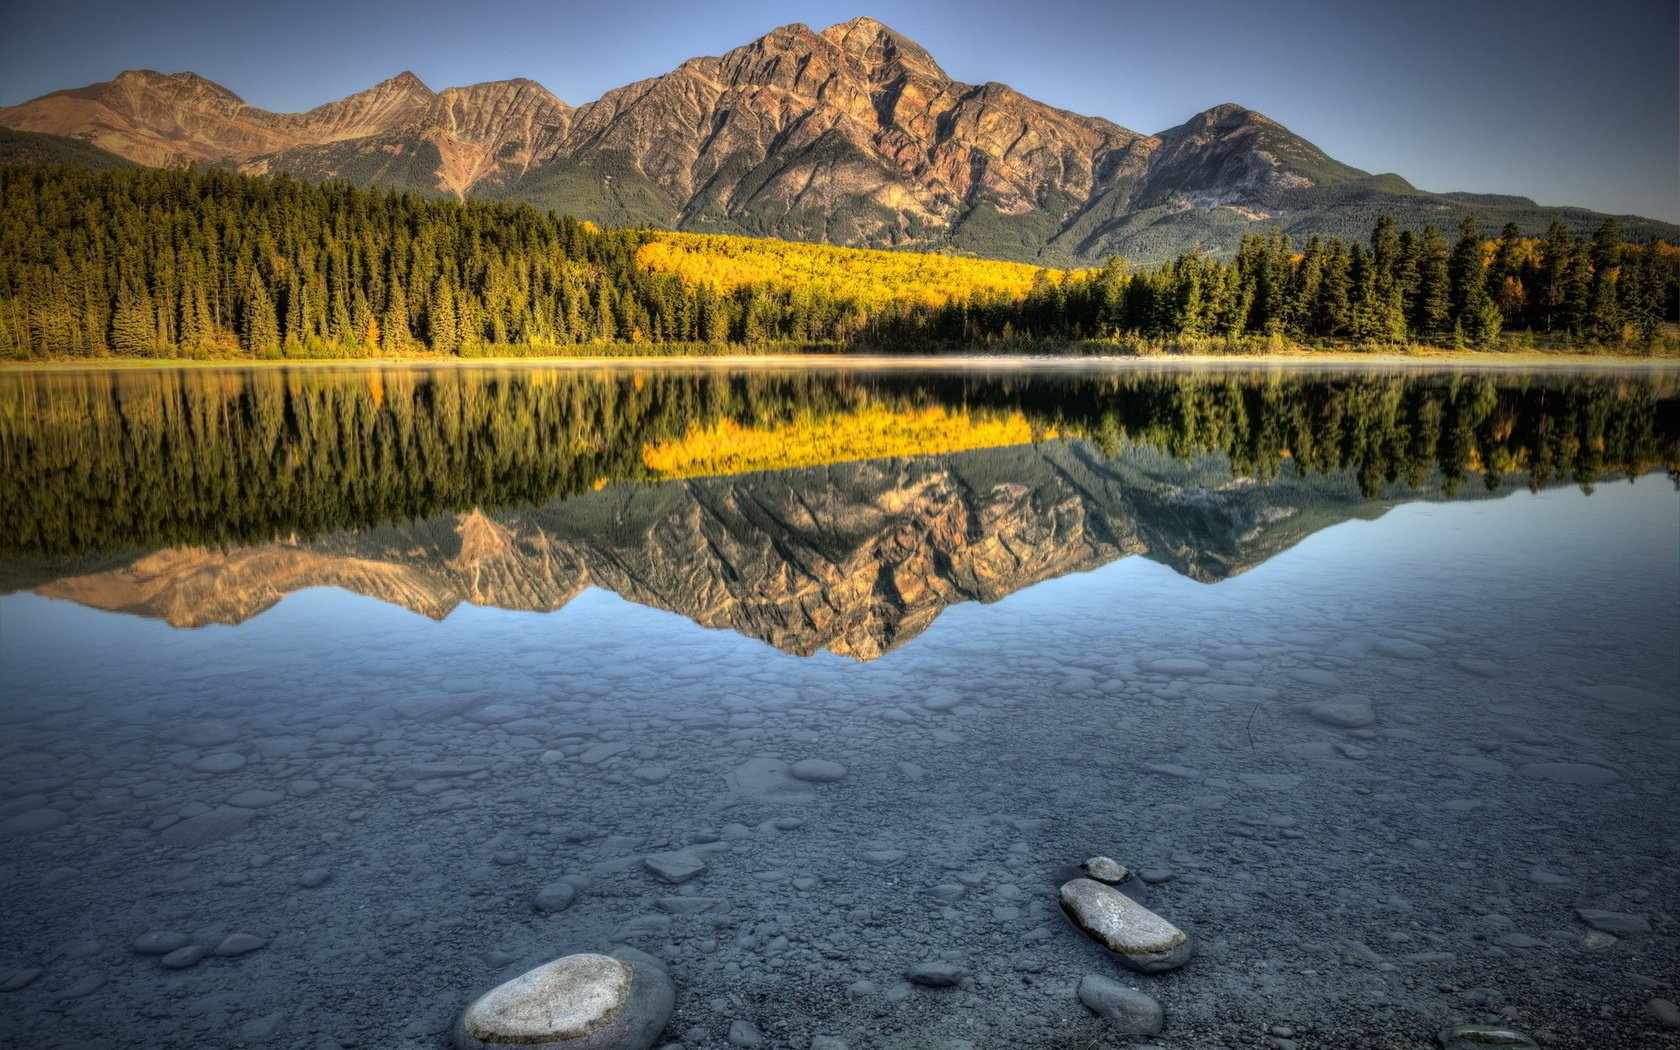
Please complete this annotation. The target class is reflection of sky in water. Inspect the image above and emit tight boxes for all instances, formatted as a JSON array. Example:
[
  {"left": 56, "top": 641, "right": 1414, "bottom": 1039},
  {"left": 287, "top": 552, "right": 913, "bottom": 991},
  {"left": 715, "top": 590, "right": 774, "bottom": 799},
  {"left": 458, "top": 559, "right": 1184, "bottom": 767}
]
[{"left": 1, "top": 463, "right": 1677, "bottom": 1046}]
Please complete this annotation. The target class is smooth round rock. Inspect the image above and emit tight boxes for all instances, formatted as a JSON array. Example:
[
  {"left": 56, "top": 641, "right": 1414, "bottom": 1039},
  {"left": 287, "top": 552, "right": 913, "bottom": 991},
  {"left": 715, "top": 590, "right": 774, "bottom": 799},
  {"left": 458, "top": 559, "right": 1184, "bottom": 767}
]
[
  {"left": 1437, "top": 1024, "right": 1538, "bottom": 1048},
  {"left": 789, "top": 759, "right": 848, "bottom": 783},
  {"left": 534, "top": 882, "right": 578, "bottom": 914},
  {"left": 1077, "top": 974, "right": 1164, "bottom": 1035},
  {"left": 1059, "top": 879, "right": 1193, "bottom": 973},
  {"left": 1081, "top": 856, "right": 1133, "bottom": 884},
  {"left": 453, "top": 950, "right": 673, "bottom": 1050}
]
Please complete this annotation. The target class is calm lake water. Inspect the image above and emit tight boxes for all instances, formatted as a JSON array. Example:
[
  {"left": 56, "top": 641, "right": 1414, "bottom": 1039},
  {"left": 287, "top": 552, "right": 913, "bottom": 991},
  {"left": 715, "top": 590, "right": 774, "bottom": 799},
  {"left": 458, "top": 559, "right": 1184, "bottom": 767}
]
[{"left": 1, "top": 362, "right": 1677, "bottom": 1049}]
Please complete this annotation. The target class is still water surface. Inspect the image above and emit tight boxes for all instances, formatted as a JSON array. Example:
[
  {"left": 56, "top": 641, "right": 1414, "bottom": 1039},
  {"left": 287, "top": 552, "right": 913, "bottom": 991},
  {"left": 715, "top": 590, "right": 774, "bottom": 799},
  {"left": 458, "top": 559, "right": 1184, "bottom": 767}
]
[{"left": 1, "top": 363, "right": 1677, "bottom": 1049}]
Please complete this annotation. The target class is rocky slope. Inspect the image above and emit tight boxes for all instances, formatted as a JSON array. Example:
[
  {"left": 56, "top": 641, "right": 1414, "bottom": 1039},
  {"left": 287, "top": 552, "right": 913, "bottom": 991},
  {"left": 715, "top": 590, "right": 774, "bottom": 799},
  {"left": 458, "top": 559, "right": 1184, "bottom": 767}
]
[
  {"left": 4, "top": 17, "right": 1672, "bottom": 263},
  {"left": 11, "top": 441, "right": 1424, "bottom": 659}
]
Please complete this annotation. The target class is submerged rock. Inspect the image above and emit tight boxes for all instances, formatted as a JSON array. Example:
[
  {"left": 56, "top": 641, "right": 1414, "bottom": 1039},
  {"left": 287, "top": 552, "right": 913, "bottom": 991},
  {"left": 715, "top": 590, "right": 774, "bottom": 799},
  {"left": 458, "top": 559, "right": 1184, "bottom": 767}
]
[
  {"left": 1059, "top": 879, "right": 1192, "bottom": 973},
  {"left": 1437, "top": 1024, "right": 1538, "bottom": 1048},
  {"left": 905, "top": 961, "right": 964, "bottom": 987},
  {"left": 643, "top": 851, "right": 706, "bottom": 885},
  {"left": 1080, "top": 857, "right": 1133, "bottom": 885},
  {"left": 1574, "top": 908, "right": 1649, "bottom": 935},
  {"left": 1076, "top": 974, "right": 1163, "bottom": 1035},
  {"left": 453, "top": 950, "right": 673, "bottom": 1050}
]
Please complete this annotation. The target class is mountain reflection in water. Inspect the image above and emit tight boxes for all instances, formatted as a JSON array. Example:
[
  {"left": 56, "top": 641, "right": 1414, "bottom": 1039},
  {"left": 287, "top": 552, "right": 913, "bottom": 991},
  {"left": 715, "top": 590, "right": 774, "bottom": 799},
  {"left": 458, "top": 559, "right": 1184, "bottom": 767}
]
[{"left": 3, "top": 363, "right": 1676, "bottom": 659}]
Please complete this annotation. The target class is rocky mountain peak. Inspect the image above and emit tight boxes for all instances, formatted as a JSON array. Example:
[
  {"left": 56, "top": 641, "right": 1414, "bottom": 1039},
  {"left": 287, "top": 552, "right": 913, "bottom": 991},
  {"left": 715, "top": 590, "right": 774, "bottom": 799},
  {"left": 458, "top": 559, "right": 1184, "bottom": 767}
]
[{"left": 820, "top": 17, "right": 949, "bottom": 82}]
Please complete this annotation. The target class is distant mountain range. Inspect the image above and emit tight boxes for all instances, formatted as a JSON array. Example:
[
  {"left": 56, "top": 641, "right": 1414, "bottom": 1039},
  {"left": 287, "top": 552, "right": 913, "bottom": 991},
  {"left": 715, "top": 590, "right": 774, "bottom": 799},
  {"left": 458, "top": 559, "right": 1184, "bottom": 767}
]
[{"left": 3, "top": 16, "right": 1674, "bottom": 264}]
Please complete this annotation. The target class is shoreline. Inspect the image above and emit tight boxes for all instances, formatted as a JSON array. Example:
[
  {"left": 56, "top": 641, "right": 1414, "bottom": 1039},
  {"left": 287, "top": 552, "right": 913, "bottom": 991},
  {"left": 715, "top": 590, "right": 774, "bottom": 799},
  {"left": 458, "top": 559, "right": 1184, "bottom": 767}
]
[{"left": 5, "top": 351, "right": 1680, "bottom": 373}]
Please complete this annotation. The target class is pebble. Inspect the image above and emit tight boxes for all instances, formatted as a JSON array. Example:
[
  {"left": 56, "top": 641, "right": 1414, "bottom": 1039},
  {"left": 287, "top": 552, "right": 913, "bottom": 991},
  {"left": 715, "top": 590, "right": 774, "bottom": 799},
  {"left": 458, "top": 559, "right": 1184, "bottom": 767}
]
[
  {"left": 644, "top": 851, "right": 706, "bottom": 885},
  {"left": 214, "top": 933, "right": 267, "bottom": 956},
  {"left": 0, "top": 968, "right": 43, "bottom": 993},
  {"left": 1574, "top": 909, "right": 1649, "bottom": 934},
  {"left": 191, "top": 752, "right": 247, "bottom": 774},
  {"left": 158, "top": 807, "right": 254, "bottom": 848},
  {"left": 1076, "top": 974, "right": 1164, "bottom": 1036},
  {"left": 789, "top": 759, "right": 848, "bottom": 783},
  {"left": 1649, "top": 998, "right": 1680, "bottom": 1029},
  {"left": 534, "top": 882, "right": 578, "bottom": 914},
  {"left": 1437, "top": 1024, "right": 1537, "bottom": 1048},
  {"left": 297, "top": 867, "right": 333, "bottom": 888},
  {"left": 906, "top": 962, "right": 964, "bottom": 987},
  {"left": 132, "top": 931, "right": 191, "bottom": 955},
  {"left": 1309, "top": 695, "right": 1375, "bottom": 728},
  {"left": 1081, "top": 856, "right": 1133, "bottom": 884},
  {"left": 161, "top": 945, "right": 208, "bottom": 970},
  {"left": 1059, "top": 879, "right": 1193, "bottom": 973},
  {"left": 727, "top": 1019, "right": 765, "bottom": 1046}
]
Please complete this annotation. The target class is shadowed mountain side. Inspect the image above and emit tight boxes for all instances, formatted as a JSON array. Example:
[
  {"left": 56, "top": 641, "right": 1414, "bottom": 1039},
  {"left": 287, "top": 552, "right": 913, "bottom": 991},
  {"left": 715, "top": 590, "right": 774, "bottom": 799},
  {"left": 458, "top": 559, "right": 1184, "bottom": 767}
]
[{"left": 12, "top": 440, "right": 1518, "bottom": 659}]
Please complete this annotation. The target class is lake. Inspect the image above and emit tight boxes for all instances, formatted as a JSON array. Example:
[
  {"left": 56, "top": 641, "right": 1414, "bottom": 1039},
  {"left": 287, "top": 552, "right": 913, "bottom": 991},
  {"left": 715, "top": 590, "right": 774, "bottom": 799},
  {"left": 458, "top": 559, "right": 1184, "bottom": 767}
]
[{"left": 1, "top": 361, "right": 1677, "bottom": 1049}]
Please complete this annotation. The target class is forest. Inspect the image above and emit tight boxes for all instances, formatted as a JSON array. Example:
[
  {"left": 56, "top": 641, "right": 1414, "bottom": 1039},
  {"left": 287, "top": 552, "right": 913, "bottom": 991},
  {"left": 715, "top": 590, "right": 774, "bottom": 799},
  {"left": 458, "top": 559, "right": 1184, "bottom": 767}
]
[
  {"left": 4, "top": 367, "right": 1676, "bottom": 557},
  {"left": 0, "top": 163, "right": 1677, "bottom": 360}
]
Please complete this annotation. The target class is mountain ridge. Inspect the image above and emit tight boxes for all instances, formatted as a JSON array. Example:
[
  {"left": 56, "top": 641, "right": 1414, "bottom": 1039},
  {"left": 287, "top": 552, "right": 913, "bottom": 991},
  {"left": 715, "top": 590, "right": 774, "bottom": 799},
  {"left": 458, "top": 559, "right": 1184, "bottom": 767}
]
[{"left": 3, "top": 17, "right": 1674, "bottom": 264}]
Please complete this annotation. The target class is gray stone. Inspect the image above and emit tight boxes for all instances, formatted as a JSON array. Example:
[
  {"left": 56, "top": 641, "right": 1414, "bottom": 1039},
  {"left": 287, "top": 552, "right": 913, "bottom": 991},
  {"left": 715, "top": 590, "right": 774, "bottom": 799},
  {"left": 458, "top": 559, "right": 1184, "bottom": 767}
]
[
  {"left": 158, "top": 806, "right": 253, "bottom": 848},
  {"left": 0, "top": 968, "right": 43, "bottom": 992},
  {"left": 214, "top": 933, "right": 267, "bottom": 956},
  {"left": 1649, "top": 999, "right": 1680, "bottom": 1029},
  {"left": 643, "top": 851, "right": 706, "bottom": 885},
  {"left": 727, "top": 1019, "right": 765, "bottom": 1047},
  {"left": 161, "top": 945, "right": 208, "bottom": 969},
  {"left": 453, "top": 950, "right": 673, "bottom": 1050},
  {"left": 192, "top": 752, "right": 247, "bottom": 774},
  {"left": 789, "top": 759, "right": 848, "bottom": 783},
  {"left": 132, "top": 931, "right": 191, "bottom": 955},
  {"left": 1574, "top": 908, "right": 1649, "bottom": 934},
  {"left": 1309, "top": 695, "right": 1375, "bottom": 728},
  {"left": 297, "top": 867, "right": 333, "bottom": 888},
  {"left": 1437, "top": 1024, "right": 1538, "bottom": 1048},
  {"left": 1077, "top": 974, "right": 1164, "bottom": 1035},
  {"left": 906, "top": 962, "right": 964, "bottom": 987},
  {"left": 1059, "top": 879, "right": 1193, "bottom": 973},
  {"left": 535, "top": 883, "right": 578, "bottom": 914},
  {"left": 1081, "top": 856, "right": 1133, "bottom": 885}
]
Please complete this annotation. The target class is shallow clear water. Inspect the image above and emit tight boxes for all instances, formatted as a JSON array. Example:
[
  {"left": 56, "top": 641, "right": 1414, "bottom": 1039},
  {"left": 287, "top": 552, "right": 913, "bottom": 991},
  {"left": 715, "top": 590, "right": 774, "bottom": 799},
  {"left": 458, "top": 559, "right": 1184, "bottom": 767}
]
[{"left": 1, "top": 363, "right": 1677, "bottom": 1049}]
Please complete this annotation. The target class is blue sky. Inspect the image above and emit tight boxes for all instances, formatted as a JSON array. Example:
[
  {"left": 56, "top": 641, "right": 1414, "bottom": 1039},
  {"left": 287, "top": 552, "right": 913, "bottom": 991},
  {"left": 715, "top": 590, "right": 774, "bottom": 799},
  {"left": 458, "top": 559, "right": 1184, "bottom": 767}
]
[{"left": 2, "top": 0, "right": 1675, "bottom": 222}]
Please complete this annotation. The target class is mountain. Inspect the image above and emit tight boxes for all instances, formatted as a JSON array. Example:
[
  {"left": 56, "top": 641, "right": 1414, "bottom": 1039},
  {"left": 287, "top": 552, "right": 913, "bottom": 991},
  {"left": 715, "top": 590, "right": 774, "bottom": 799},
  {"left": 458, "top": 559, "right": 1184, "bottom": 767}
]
[
  {"left": 4, "top": 440, "right": 1502, "bottom": 660},
  {"left": 3, "top": 17, "right": 1674, "bottom": 264}
]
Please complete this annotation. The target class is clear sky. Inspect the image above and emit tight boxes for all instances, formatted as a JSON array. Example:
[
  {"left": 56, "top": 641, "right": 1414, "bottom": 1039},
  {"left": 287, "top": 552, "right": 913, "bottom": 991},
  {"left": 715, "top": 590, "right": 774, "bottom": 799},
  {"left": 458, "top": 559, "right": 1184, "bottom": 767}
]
[{"left": 2, "top": 0, "right": 1675, "bottom": 222}]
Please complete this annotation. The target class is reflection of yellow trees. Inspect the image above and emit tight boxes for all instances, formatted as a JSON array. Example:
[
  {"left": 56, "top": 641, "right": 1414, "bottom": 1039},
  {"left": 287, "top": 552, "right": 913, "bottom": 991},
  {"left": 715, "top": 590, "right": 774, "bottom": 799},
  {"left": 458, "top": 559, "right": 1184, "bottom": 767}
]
[
  {"left": 642, "top": 407, "right": 1050, "bottom": 479},
  {"left": 637, "top": 233, "right": 1057, "bottom": 309},
  {"left": 3, "top": 368, "right": 1676, "bottom": 557}
]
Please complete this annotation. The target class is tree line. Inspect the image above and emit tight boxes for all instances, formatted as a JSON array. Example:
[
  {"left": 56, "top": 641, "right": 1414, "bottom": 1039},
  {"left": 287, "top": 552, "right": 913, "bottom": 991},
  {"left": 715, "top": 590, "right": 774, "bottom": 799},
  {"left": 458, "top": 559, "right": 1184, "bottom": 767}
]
[
  {"left": 887, "top": 218, "right": 1680, "bottom": 349},
  {"left": 5, "top": 366, "right": 1675, "bottom": 556},
  {"left": 1, "top": 163, "right": 1677, "bottom": 359}
]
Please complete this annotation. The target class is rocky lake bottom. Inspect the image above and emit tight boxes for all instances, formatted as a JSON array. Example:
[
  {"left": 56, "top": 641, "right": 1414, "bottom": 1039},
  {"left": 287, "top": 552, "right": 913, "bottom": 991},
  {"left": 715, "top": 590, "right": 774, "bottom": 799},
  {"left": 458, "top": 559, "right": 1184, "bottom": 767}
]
[{"left": 2, "top": 479, "right": 1678, "bottom": 1049}]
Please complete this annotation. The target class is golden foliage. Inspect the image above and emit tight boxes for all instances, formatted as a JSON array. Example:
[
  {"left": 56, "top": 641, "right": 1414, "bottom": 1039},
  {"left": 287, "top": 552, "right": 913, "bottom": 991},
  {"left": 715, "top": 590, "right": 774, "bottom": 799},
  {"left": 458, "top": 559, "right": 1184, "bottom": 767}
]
[
  {"left": 637, "top": 232, "right": 1069, "bottom": 308},
  {"left": 642, "top": 405, "right": 1053, "bottom": 478}
]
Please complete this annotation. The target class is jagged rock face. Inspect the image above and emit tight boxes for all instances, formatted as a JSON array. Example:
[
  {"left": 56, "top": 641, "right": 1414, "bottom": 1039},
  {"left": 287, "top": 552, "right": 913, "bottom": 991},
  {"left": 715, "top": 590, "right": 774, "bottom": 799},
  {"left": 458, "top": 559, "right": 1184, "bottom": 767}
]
[
  {"left": 4, "top": 17, "right": 1671, "bottom": 261},
  {"left": 12, "top": 441, "right": 1393, "bottom": 660}
]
